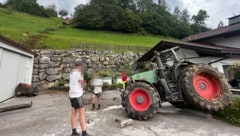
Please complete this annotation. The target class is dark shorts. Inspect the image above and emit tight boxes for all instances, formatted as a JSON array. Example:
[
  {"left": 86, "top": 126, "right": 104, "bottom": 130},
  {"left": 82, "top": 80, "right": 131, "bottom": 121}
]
[
  {"left": 94, "top": 93, "right": 101, "bottom": 97},
  {"left": 70, "top": 97, "right": 84, "bottom": 109}
]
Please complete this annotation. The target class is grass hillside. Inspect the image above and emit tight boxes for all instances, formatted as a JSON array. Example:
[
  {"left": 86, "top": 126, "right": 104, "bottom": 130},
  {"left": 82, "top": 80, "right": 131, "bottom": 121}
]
[{"left": 0, "top": 8, "right": 173, "bottom": 51}]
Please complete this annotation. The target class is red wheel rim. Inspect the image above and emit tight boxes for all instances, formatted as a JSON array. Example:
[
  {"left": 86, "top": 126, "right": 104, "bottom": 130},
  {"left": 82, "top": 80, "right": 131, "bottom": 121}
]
[
  {"left": 129, "top": 88, "right": 151, "bottom": 112},
  {"left": 193, "top": 73, "right": 222, "bottom": 100}
]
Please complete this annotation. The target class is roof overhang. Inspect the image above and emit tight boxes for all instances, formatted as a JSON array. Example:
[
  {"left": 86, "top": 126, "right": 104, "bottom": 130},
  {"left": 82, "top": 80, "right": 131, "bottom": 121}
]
[
  {"left": 137, "top": 40, "right": 240, "bottom": 62},
  {"left": 0, "top": 35, "right": 37, "bottom": 57}
]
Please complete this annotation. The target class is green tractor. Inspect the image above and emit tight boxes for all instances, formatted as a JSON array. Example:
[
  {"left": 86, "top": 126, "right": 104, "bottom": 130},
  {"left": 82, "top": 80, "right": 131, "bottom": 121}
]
[{"left": 121, "top": 41, "right": 234, "bottom": 120}]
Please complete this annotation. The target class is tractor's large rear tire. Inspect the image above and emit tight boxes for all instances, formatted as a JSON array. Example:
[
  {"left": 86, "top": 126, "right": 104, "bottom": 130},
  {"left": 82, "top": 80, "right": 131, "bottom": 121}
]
[
  {"left": 180, "top": 64, "right": 232, "bottom": 112},
  {"left": 121, "top": 82, "right": 160, "bottom": 120}
]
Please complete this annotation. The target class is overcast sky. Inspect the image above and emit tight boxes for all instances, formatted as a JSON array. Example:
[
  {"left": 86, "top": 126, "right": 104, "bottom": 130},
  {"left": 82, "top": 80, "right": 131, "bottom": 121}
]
[{"left": 1, "top": 0, "right": 239, "bottom": 28}]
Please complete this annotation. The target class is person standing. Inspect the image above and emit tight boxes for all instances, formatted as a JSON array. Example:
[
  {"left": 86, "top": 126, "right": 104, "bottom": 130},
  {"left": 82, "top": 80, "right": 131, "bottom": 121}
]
[
  {"left": 91, "top": 73, "right": 103, "bottom": 111},
  {"left": 69, "top": 62, "right": 92, "bottom": 136}
]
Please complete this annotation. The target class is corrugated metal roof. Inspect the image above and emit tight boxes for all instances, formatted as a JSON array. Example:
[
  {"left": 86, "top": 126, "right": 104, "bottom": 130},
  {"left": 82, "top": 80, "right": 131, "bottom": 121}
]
[
  {"left": 137, "top": 40, "right": 240, "bottom": 62},
  {"left": 182, "top": 23, "right": 240, "bottom": 42},
  {"left": 0, "top": 35, "right": 37, "bottom": 56}
]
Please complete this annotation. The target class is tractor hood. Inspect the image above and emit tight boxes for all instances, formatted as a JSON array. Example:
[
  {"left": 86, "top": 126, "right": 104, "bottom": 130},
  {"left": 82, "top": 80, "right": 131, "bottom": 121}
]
[{"left": 137, "top": 40, "right": 240, "bottom": 62}]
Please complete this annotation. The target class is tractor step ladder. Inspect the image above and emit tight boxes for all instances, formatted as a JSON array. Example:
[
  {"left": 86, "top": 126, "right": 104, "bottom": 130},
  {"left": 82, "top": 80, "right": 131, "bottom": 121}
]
[{"left": 167, "top": 81, "right": 181, "bottom": 101}]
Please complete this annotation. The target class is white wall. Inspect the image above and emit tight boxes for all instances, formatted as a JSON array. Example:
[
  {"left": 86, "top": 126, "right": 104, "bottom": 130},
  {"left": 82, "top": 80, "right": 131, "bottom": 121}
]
[
  {"left": 210, "top": 57, "right": 240, "bottom": 80},
  {"left": 209, "top": 35, "right": 240, "bottom": 48}
]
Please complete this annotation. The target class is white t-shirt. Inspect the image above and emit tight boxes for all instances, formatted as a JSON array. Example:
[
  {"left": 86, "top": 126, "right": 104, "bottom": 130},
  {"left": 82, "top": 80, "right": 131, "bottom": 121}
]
[
  {"left": 69, "top": 71, "right": 83, "bottom": 98},
  {"left": 92, "top": 79, "right": 103, "bottom": 94}
]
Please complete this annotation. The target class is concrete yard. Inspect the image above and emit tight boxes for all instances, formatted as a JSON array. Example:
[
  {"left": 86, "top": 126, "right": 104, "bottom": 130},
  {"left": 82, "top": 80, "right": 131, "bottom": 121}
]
[{"left": 0, "top": 90, "right": 239, "bottom": 136}]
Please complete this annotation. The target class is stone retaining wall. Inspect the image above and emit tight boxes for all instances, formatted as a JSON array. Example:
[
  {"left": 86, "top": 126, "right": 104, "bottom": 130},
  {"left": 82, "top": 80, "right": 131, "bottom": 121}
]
[{"left": 32, "top": 49, "right": 141, "bottom": 88}]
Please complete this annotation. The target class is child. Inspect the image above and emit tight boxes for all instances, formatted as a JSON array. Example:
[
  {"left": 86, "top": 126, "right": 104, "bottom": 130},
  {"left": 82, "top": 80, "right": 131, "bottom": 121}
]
[
  {"left": 91, "top": 73, "right": 103, "bottom": 111},
  {"left": 69, "top": 61, "right": 92, "bottom": 136}
]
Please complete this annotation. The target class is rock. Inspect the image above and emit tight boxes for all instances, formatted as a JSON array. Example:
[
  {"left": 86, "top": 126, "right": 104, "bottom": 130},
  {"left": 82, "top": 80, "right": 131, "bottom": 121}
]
[
  {"left": 32, "top": 75, "right": 39, "bottom": 82},
  {"left": 50, "top": 56, "right": 62, "bottom": 62},
  {"left": 62, "top": 57, "right": 73, "bottom": 63},
  {"left": 46, "top": 75, "right": 61, "bottom": 82},
  {"left": 34, "top": 58, "right": 38, "bottom": 64},
  {"left": 99, "top": 56, "right": 105, "bottom": 62},
  {"left": 46, "top": 68, "right": 59, "bottom": 75},
  {"left": 62, "top": 73, "right": 70, "bottom": 80},
  {"left": 49, "top": 62, "right": 60, "bottom": 68},
  {"left": 115, "top": 119, "right": 133, "bottom": 128},
  {"left": 39, "top": 64, "right": 48, "bottom": 69},
  {"left": 92, "top": 64, "right": 98, "bottom": 69},
  {"left": 32, "top": 69, "right": 38, "bottom": 75},
  {"left": 34, "top": 64, "right": 39, "bottom": 68},
  {"left": 39, "top": 56, "right": 50, "bottom": 64},
  {"left": 40, "top": 50, "right": 51, "bottom": 55},
  {"left": 39, "top": 69, "right": 46, "bottom": 72},
  {"left": 91, "top": 56, "right": 99, "bottom": 62},
  {"left": 60, "top": 63, "right": 70, "bottom": 69},
  {"left": 64, "top": 68, "right": 71, "bottom": 73},
  {"left": 39, "top": 72, "right": 47, "bottom": 80},
  {"left": 105, "top": 57, "right": 110, "bottom": 61},
  {"left": 75, "top": 57, "right": 82, "bottom": 62},
  {"left": 53, "top": 50, "right": 65, "bottom": 55},
  {"left": 85, "top": 59, "right": 91, "bottom": 64},
  {"left": 103, "top": 61, "right": 109, "bottom": 65}
]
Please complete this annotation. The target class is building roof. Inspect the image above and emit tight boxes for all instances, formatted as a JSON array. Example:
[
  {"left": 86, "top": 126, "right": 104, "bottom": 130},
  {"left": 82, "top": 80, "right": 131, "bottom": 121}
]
[
  {"left": 182, "top": 23, "right": 240, "bottom": 42},
  {"left": 0, "top": 35, "right": 36, "bottom": 56},
  {"left": 229, "top": 15, "right": 240, "bottom": 19},
  {"left": 137, "top": 40, "right": 240, "bottom": 62}
]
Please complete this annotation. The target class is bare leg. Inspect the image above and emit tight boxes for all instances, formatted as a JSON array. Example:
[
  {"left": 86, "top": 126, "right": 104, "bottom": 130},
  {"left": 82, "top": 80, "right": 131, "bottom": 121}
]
[
  {"left": 71, "top": 108, "right": 78, "bottom": 129},
  {"left": 97, "top": 96, "right": 100, "bottom": 105},
  {"left": 91, "top": 94, "right": 96, "bottom": 111},
  {"left": 92, "top": 94, "right": 96, "bottom": 104},
  {"left": 79, "top": 107, "right": 86, "bottom": 131},
  {"left": 97, "top": 96, "right": 101, "bottom": 110}
]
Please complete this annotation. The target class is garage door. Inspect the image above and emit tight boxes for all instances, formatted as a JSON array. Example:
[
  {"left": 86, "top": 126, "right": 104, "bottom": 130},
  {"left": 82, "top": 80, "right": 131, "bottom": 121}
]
[
  {"left": 0, "top": 49, "right": 20, "bottom": 102},
  {"left": 17, "top": 55, "right": 32, "bottom": 84}
]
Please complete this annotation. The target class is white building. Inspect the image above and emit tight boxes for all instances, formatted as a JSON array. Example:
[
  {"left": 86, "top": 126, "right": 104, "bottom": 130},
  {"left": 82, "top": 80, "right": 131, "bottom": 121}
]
[
  {"left": 183, "top": 15, "right": 240, "bottom": 79},
  {"left": 0, "top": 35, "right": 35, "bottom": 102}
]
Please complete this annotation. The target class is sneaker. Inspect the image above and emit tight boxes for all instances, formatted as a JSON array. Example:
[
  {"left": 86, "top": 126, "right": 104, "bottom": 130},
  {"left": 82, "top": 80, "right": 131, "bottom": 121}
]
[
  {"left": 71, "top": 132, "right": 80, "bottom": 136},
  {"left": 91, "top": 104, "right": 95, "bottom": 111},
  {"left": 96, "top": 104, "right": 101, "bottom": 110},
  {"left": 82, "top": 132, "right": 92, "bottom": 136}
]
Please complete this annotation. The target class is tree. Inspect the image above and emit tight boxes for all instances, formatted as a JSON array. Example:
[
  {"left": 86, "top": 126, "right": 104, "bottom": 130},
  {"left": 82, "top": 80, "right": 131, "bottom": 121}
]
[
  {"left": 73, "top": 0, "right": 210, "bottom": 38},
  {"left": 173, "top": 6, "right": 181, "bottom": 20},
  {"left": 192, "top": 9, "right": 209, "bottom": 25},
  {"left": 117, "top": 0, "right": 136, "bottom": 11},
  {"left": 181, "top": 9, "right": 190, "bottom": 23},
  {"left": 45, "top": 4, "right": 57, "bottom": 17},
  {"left": 4, "top": 0, "right": 56, "bottom": 17},
  {"left": 59, "top": 9, "right": 68, "bottom": 18},
  {"left": 136, "top": 0, "right": 154, "bottom": 13},
  {"left": 217, "top": 21, "right": 224, "bottom": 28}
]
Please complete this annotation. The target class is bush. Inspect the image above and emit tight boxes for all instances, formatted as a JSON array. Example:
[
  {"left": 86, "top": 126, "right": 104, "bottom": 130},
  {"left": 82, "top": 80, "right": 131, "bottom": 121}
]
[
  {"left": 103, "top": 83, "right": 122, "bottom": 90},
  {"left": 98, "top": 70, "right": 112, "bottom": 77},
  {"left": 214, "top": 98, "right": 240, "bottom": 126}
]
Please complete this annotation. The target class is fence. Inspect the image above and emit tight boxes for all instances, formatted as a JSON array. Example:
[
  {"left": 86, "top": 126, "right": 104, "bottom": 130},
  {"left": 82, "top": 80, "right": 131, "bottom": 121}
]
[{"left": 70, "top": 43, "right": 151, "bottom": 53}]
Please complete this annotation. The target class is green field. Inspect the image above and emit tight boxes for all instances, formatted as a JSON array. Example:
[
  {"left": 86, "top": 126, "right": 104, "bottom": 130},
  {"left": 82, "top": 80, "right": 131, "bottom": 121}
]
[
  {"left": 0, "top": 8, "right": 173, "bottom": 50},
  {"left": 0, "top": 8, "right": 61, "bottom": 43}
]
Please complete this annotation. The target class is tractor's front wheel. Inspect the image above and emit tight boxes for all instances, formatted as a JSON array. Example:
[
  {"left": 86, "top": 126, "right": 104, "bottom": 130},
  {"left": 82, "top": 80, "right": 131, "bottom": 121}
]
[
  {"left": 122, "top": 82, "right": 160, "bottom": 120},
  {"left": 180, "top": 64, "right": 232, "bottom": 112}
]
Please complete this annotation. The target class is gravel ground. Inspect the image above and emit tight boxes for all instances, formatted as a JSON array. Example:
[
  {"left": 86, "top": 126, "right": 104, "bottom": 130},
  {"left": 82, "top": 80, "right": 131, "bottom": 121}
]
[{"left": 0, "top": 90, "right": 239, "bottom": 136}]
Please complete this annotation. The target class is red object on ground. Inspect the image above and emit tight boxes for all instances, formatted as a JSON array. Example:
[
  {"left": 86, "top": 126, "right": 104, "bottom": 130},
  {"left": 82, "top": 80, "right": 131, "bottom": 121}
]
[
  {"left": 121, "top": 72, "right": 128, "bottom": 82},
  {"left": 193, "top": 73, "right": 221, "bottom": 100},
  {"left": 129, "top": 88, "right": 151, "bottom": 112}
]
